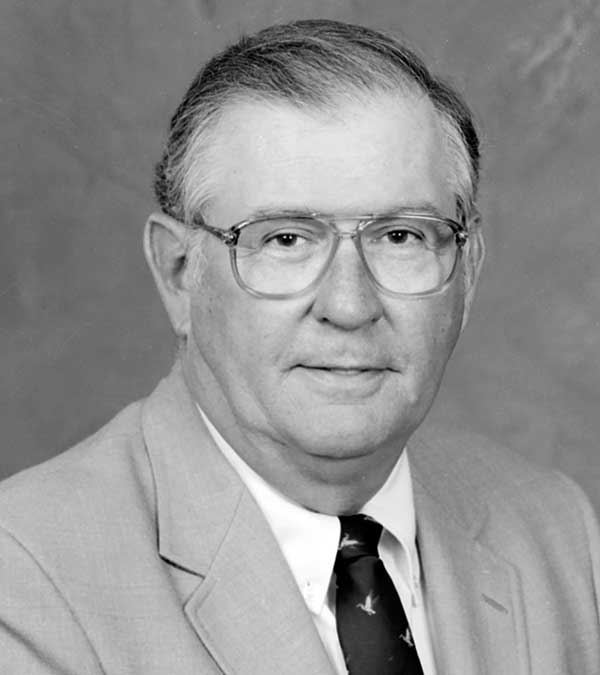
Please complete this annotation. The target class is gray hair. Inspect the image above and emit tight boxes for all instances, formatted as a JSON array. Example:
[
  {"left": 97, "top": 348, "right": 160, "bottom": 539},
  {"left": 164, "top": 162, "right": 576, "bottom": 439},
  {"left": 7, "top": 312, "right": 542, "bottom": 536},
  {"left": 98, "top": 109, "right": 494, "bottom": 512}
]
[{"left": 154, "top": 19, "right": 480, "bottom": 227}]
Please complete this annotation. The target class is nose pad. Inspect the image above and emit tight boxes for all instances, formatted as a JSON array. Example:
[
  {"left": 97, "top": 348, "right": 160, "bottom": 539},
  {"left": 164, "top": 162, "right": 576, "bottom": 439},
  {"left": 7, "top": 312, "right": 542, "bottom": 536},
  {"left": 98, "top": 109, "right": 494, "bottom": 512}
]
[{"left": 310, "top": 235, "right": 384, "bottom": 329}]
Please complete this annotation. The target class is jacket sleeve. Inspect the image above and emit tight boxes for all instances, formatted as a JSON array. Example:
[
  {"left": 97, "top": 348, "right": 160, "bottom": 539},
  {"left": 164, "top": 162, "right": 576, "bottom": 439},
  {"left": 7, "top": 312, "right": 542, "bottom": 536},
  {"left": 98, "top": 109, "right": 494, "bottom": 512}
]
[
  {"left": 0, "top": 525, "right": 104, "bottom": 675},
  {"left": 556, "top": 471, "right": 600, "bottom": 617},
  {"left": 577, "top": 480, "right": 600, "bottom": 614}
]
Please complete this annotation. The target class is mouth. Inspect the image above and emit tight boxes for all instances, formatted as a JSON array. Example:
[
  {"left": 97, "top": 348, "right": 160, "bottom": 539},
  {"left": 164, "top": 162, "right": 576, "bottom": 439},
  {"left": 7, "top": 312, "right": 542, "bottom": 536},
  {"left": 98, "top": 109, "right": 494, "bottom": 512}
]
[{"left": 298, "top": 366, "right": 386, "bottom": 375}]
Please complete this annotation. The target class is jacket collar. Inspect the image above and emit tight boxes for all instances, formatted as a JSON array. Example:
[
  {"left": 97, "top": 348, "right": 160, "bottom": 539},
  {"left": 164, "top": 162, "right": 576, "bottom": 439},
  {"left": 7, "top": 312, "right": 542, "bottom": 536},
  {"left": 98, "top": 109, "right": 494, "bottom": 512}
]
[
  {"left": 141, "top": 362, "right": 334, "bottom": 675},
  {"left": 142, "top": 360, "right": 243, "bottom": 576}
]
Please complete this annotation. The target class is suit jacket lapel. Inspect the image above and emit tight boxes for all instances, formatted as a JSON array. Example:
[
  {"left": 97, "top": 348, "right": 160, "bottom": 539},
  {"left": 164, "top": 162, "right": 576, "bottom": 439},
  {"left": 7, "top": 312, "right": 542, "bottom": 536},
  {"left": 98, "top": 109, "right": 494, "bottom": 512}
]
[
  {"left": 142, "top": 363, "right": 334, "bottom": 675},
  {"left": 184, "top": 488, "right": 334, "bottom": 675},
  {"left": 410, "top": 433, "right": 530, "bottom": 675}
]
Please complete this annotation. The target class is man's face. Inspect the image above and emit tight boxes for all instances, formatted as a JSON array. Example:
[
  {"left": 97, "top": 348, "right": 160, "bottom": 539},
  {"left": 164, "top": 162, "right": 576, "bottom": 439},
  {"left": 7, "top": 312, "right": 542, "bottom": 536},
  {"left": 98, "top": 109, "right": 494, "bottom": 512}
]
[{"left": 181, "top": 94, "right": 474, "bottom": 493}]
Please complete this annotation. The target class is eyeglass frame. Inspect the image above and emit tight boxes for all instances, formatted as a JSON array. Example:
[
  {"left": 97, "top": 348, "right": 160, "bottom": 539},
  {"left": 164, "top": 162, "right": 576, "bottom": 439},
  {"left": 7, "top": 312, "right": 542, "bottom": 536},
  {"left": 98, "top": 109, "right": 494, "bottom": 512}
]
[{"left": 187, "top": 210, "right": 470, "bottom": 300}]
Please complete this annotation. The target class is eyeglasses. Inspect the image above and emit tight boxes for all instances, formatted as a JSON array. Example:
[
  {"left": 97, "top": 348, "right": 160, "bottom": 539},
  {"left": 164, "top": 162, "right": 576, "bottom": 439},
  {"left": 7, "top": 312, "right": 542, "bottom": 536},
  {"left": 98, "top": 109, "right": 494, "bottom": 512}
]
[{"left": 189, "top": 211, "right": 469, "bottom": 299}]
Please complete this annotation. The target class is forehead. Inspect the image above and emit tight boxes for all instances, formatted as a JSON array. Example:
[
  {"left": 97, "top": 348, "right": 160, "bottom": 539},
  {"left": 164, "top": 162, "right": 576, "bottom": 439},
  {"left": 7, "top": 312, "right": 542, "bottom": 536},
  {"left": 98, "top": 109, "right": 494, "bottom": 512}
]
[{"left": 206, "top": 93, "right": 453, "bottom": 223}]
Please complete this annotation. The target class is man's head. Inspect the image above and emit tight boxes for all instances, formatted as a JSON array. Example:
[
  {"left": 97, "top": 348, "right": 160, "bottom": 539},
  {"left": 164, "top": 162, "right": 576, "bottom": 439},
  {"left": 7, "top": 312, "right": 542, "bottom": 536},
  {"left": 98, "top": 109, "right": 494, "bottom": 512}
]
[
  {"left": 145, "top": 20, "right": 485, "bottom": 513},
  {"left": 154, "top": 19, "right": 480, "bottom": 227}
]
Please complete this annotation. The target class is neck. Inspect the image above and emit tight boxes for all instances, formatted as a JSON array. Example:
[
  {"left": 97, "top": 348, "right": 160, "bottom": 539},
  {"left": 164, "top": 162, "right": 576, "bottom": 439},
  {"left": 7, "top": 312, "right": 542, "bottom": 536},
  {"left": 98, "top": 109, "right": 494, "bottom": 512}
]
[{"left": 198, "top": 404, "right": 402, "bottom": 515}]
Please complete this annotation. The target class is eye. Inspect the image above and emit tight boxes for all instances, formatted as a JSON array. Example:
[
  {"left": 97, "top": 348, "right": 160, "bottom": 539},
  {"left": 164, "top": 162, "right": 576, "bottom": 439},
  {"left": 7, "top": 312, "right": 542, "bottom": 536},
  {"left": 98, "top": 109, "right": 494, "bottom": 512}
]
[
  {"left": 384, "top": 228, "right": 423, "bottom": 245},
  {"left": 254, "top": 222, "right": 325, "bottom": 260},
  {"left": 365, "top": 217, "right": 450, "bottom": 251},
  {"left": 259, "top": 220, "right": 326, "bottom": 250},
  {"left": 264, "top": 231, "right": 306, "bottom": 248},
  {"left": 367, "top": 223, "right": 425, "bottom": 247}
]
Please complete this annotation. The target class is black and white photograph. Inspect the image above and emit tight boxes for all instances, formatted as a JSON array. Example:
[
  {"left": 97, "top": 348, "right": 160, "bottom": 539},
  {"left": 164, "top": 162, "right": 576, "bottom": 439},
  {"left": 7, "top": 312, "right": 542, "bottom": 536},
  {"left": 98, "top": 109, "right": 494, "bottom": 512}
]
[{"left": 1, "top": 2, "right": 599, "bottom": 672}]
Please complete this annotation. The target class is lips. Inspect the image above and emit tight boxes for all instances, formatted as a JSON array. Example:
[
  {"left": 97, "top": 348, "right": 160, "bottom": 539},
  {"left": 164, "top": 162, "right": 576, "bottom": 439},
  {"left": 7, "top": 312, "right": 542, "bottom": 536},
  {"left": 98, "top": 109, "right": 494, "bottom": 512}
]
[
  {"left": 299, "top": 366, "right": 386, "bottom": 374},
  {"left": 293, "top": 360, "right": 395, "bottom": 372}
]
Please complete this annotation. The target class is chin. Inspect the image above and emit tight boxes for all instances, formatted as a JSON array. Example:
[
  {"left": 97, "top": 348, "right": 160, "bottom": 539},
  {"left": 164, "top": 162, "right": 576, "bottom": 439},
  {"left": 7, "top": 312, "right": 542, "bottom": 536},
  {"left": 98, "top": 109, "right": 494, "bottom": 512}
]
[{"left": 280, "top": 407, "right": 410, "bottom": 461}]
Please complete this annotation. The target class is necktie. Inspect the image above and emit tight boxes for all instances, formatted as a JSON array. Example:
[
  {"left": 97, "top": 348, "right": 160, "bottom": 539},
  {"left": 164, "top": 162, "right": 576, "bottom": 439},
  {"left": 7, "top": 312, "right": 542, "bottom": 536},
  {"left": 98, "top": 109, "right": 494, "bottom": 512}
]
[{"left": 334, "top": 514, "right": 424, "bottom": 674}]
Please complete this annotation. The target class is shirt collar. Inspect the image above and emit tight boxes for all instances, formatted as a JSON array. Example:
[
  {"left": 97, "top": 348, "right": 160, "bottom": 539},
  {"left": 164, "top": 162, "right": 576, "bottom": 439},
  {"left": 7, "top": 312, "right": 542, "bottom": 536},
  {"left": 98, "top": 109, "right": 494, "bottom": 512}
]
[
  {"left": 196, "top": 406, "right": 419, "bottom": 615},
  {"left": 362, "top": 448, "right": 420, "bottom": 595}
]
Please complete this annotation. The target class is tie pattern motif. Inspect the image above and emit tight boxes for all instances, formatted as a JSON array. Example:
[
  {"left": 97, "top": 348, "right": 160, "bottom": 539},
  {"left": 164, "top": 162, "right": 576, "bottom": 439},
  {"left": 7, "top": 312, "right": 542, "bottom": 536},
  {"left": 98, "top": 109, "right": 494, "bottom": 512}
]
[{"left": 334, "top": 514, "right": 423, "bottom": 674}]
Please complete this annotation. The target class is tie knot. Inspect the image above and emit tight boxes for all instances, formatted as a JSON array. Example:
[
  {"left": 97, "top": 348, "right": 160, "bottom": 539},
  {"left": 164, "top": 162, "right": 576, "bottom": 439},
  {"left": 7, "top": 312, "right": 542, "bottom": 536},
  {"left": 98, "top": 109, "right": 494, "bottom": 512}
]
[{"left": 335, "top": 514, "right": 383, "bottom": 566}]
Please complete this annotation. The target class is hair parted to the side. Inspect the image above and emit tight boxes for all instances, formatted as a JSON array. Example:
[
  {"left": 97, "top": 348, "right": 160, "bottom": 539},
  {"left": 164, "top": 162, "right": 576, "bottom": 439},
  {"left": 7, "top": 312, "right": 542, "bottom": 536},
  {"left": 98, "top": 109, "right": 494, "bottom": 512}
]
[{"left": 154, "top": 19, "right": 480, "bottom": 228}]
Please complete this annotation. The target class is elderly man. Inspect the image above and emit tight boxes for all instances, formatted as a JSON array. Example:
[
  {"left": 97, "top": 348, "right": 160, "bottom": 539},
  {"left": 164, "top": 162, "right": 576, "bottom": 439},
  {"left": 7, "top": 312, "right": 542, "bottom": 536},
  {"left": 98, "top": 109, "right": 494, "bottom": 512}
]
[{"left": 1, "top": 19, "right": 598, "bottom": 675}]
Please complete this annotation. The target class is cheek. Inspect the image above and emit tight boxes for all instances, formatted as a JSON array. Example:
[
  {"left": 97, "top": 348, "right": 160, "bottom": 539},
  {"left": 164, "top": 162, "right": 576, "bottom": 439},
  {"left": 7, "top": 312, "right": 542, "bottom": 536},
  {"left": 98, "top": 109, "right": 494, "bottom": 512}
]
[
  {"left": 188, "top": 267, "right": 289, "bottom": 379},
  {"left": 403, "top": 292, "right": 464, "bottom": 375},
  {"left": 187, "top": 264, "right": 236, "bottom": 363}
]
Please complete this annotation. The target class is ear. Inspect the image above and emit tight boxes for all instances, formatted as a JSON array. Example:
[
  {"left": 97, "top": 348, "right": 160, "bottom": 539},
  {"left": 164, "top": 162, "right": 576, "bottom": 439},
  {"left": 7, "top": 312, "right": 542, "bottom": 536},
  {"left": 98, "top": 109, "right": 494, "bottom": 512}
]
[
  {"left": 144, "top": 211, "right": 192, "bottom": 339},
  {"left": 460, "top": 215, "right": 485, "bottom": 331}
]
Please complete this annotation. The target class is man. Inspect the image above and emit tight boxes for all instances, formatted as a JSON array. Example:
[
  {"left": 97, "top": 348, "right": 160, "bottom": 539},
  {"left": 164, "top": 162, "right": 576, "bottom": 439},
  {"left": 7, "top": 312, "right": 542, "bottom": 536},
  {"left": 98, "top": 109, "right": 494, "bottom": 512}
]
[{"left": 0, "top": 19, "right": 598, "bottom": 675}]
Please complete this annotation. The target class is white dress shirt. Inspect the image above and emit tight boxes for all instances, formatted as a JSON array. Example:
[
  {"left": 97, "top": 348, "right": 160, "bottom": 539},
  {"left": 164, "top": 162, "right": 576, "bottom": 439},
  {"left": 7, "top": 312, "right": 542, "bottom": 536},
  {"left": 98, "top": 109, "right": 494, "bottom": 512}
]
[{"left": 198, "top": 408, "right": 437, "bottom": 675}]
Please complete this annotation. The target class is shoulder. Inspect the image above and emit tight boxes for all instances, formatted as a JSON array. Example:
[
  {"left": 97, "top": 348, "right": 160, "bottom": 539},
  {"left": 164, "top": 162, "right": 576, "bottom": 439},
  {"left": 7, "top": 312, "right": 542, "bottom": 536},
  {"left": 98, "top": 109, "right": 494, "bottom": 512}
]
[
  {"left": 0, "top": 399, "right": 156, "bottom": 566},
  {"left": 0, "top": 398, "right": 164, "bottom": 672},
  {"left": 411, "top": 423, "right": 600, "bottom": 559},
  {"left": 411, "top": 423, "right": 584, "bottom": 506}
]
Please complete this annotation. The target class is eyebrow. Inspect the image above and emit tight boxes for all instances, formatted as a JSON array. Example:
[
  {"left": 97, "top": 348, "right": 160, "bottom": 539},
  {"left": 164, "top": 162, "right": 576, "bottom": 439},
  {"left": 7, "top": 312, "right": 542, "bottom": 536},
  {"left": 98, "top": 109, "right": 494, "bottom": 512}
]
[{"left": 247, "top": 202, "right": 447, "bottom": 220}]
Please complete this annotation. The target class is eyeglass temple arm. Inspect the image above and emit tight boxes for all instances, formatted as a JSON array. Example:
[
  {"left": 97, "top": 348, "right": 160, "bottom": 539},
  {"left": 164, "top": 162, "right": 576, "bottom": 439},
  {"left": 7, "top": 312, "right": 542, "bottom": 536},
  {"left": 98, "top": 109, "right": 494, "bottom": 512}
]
[
  {"left": 191, "top": 218, "right": 239, "bottom": 246},
  {"left": 455, "top": 209, "right": 480, "bottom": 248},
  {"left": 455, "top": 229, "right": 469, "bottom": 248}
]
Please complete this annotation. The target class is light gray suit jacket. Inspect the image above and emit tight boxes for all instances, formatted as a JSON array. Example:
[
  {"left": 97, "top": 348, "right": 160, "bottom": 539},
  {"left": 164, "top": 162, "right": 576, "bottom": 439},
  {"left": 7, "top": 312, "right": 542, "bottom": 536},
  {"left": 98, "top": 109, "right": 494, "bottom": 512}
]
[{"left": 0, "top": 363, "right": 599, "bottom": 674}]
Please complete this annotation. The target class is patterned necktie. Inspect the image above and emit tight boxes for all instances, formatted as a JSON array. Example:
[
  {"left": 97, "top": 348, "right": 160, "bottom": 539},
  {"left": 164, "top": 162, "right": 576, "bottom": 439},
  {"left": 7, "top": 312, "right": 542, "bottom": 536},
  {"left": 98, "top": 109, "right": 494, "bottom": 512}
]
[{"left": 334, "top": 515, "right": 424, "bottom": 675}]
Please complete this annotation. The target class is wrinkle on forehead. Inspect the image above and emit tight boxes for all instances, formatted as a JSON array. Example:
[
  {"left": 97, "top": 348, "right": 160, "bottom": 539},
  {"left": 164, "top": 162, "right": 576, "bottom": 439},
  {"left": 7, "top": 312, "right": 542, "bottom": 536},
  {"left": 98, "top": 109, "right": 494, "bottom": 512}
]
[{"left": 205, "top": 93, "right": 454, "bottom": 226}]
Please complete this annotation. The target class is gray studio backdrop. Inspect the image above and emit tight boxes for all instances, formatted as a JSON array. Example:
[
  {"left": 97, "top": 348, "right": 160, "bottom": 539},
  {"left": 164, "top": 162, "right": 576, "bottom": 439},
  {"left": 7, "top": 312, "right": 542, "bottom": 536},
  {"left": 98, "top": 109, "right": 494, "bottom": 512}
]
[{"left": 2, "top": 0, "right": 599, "bottom": 512}]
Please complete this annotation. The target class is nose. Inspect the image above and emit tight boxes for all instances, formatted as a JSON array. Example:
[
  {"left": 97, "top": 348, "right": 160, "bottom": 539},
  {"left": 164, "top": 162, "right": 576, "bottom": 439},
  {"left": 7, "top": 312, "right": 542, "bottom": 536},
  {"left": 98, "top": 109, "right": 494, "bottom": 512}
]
[{"left": 310, "top": 238, "right": 384, "bottom": 329}]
